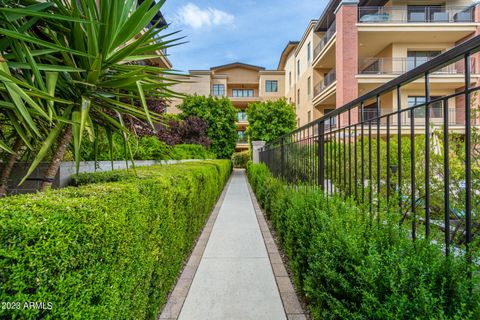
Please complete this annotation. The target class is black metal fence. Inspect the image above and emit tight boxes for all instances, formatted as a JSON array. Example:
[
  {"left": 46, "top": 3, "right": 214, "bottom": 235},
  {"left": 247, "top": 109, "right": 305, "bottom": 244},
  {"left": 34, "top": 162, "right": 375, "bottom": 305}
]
[{"left": 260, "top": 35, "right": 480, "bottom": 256}]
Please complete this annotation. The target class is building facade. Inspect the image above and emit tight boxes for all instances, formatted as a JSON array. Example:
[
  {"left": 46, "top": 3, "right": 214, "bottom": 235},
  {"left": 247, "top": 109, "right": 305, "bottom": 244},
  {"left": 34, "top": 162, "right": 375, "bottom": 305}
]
[
  {"left": 168, "top": 63, "right": 285, "bottom": 151},
  {"left": 278, "top": 0, "right": 480, "bottom": 129}
]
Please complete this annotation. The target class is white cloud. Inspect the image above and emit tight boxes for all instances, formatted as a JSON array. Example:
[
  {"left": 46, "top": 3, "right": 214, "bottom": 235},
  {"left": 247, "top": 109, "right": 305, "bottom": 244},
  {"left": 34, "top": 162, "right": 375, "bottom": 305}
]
[{"left": 175, "top": 3, "right": 234, "bottom": 29}]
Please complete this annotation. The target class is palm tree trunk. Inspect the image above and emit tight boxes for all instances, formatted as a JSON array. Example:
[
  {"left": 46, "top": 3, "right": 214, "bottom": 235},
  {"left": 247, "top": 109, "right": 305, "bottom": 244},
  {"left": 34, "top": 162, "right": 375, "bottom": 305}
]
[
  {"left": 0, "top": 137, "right": 22, "bottom": 197},
  {"left": 40, "top": 125, "right": 72, "bottom": 191}
]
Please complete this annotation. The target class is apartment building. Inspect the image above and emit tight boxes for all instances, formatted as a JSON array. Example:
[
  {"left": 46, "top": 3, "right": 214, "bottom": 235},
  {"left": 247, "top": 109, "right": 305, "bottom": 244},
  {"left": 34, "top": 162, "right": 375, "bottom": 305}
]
[
  {"left": 168, "top": 62, "right": 285, "bottom": 151},
  {"left": 279, "top": 0, "right": 480, "bottom": 129}
]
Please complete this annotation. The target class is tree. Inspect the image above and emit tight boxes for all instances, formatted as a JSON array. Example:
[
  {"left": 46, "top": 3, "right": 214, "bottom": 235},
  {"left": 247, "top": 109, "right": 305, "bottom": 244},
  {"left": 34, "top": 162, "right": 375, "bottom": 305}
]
[
  {"left": 179, "top": 95, "right": 237, "bottom": 159},
  {"left": 0, "top": 0, "right": 178, "bottom": 191},
  {"left": 246, "top": 99, "right": 296, "bottom": 143}
]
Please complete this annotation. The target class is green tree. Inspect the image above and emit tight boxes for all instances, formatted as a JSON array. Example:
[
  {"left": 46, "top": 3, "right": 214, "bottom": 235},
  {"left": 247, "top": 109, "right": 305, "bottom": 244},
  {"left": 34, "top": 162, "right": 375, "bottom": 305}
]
[
  {"left": 179, "top": 95, "right": 237, "bottom": 159},
  {"left": 246, "top": 99, "right": 296, "bottom": 143},
  {"left": 0, "top": 0, "right": 178, "bottom": 191}
]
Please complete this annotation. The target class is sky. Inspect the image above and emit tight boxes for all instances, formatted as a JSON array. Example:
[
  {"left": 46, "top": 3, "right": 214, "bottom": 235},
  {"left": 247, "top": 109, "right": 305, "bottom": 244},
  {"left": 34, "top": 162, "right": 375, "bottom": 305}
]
[{"left": 161, "top": 0, "right": 328, "bottom": 73}]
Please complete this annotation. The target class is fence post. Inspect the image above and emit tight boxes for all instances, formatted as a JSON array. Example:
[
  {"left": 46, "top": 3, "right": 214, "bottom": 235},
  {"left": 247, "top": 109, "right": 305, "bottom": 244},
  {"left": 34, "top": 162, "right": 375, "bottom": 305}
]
[
  {"left": 318, "top": 121, "right": 325, "bottom": 190},
  {"left": 280, "top": 137, "right": 285, "bottom": 179}
]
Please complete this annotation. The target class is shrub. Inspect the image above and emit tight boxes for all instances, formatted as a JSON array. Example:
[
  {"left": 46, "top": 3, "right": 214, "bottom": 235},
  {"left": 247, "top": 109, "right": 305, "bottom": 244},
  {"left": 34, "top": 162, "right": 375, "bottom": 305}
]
[
  {"left": 156, "top": 116, "right": 211, "bottom": 148},
  {"left": 246, "top": 99, "right": 296, "bottom": 143},
  {"left": 231, "top": 151, "right": 250, "bottom": 168},
  {"left": 0, "top": 160, "right": 232, "bottom": 319},
  {"left": 171, "top": 144, "right": 215, "bottom": 160},
  {"left": 179, "top": 95, "right": 237, "bottom": 159},
  {"left": 247, "top": 163, "right": 480, "bottom": 319}
]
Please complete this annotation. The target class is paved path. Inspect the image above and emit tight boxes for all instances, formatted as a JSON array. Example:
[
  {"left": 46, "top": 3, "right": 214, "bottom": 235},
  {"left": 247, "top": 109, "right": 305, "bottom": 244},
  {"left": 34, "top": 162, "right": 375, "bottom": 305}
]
[{"left": 178, "top": 170, "right": 286, "bottom": 320}]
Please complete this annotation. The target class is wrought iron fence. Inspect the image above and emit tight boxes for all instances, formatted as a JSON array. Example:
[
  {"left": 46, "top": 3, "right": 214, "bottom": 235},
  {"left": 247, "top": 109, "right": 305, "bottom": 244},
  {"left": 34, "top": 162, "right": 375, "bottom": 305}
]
[{"left": 260, "top": 35, "right": 480, "bottom": 258}]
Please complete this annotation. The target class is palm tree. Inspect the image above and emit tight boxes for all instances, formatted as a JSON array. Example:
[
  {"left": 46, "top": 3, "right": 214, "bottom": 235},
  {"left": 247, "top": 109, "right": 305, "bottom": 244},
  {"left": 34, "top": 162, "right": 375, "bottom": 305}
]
[{"left": 0, "top": 0, "right": 180, "bottom": 191}]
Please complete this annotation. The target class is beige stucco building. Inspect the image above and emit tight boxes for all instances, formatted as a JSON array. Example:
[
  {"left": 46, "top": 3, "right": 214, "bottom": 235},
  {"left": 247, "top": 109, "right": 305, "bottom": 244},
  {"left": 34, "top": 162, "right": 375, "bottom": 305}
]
[
  {"left": 279, "top": 0, "right": 480, "bottom": 129},
  {"left": 168, "top": 63, "right": 285, "bottom": 151}
]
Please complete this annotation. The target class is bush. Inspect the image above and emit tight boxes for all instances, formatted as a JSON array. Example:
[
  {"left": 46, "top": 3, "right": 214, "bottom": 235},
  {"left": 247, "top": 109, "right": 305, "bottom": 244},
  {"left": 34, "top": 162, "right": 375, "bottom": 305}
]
[
  {"left": 179, "top": 95, "right": 238, "bottom": 159},
  {"left": 247, "top": 163, "right": 480, "bottom": 319},
  {"left": 156, "top": 116, "right": 211, "bottom": 148},
  {"left": 231, "top": 151, "right": 250, "bottom": 168},
  {"left": 0, "top": 160, "right": 232, "bottom": 320},
  {"left": 171, "top": 144, "right": 215, "bottom": 160},
  {"left": 78, "top": 129, "right": 213, "bottom": 162}
]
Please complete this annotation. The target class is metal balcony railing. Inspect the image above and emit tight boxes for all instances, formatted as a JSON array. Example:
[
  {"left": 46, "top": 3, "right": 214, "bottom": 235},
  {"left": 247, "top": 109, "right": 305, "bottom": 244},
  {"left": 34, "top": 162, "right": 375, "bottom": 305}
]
[
  {"left": 313, "top": 69, "right": 336, "bottom": 97},
  {"left": 260, "top": 34, "right": 480, "bottom": 257},
  {"left": 358, "top": 57, "right": 476, "bottom": 75},
  {"left": 358, "top": 5, "right": 476, "bottom": 23},
  {"left": 313, "top": 22, "right": 336, "bottom": 60}
]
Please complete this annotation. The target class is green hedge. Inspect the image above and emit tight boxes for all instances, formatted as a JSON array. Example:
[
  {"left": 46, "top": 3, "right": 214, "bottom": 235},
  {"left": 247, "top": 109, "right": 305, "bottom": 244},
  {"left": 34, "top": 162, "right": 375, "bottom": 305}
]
[
  {"left": 0, "top": 160, "right": 231, "bottom": 320},
  {"left": 247, "top": 162, "right": 479, "bottom": 319}
]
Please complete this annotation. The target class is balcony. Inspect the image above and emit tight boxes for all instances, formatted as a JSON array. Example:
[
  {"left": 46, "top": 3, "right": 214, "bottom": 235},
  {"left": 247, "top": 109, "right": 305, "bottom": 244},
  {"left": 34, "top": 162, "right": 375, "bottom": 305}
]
[
  {"left": 314, "top": 69, "right": 336, "bottom": 98},
  {"left": 358, "top": 6, "right": 475, "bottom": 24},
  {"left": 313, "top": 22, "right": 336, "bottom": 60},
  {"left": 358, "top": 57, "right": 474, "bottom": 75}
]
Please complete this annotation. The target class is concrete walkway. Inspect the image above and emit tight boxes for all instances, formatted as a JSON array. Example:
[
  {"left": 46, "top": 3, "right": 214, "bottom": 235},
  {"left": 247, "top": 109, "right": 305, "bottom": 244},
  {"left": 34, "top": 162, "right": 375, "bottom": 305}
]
[
  {"left": 159, "top": 169, "right": 306, "bottom": 320},
  {"left": 158, "top": 170, "right": 307, "bottom": 320},
  {"left": 179, "top": 169, "right": 286, "bottom": 320}
]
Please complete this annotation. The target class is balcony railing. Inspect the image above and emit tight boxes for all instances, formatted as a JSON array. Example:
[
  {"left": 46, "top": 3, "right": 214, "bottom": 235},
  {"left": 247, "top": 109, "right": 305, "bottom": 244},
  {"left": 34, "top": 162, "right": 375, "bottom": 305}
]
[
  {"left": 313, "top": 22, "right": 336, "bottom": 59},
  {"left": 358, "top": 5, "right": 475, "bottom": 23},
  {"left": 314, "top": 69, "right": 336, "bottom": 97},
  {"left": 358, "top": 57, "right": 476, "bottom": 75}
]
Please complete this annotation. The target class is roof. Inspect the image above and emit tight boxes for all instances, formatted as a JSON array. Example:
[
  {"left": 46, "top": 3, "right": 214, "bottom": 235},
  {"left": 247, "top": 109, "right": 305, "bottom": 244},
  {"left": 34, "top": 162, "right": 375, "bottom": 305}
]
[
  {"left": 210, "top": 62, "right": 266, "bottom": 71},
  {"left": 277, "top": 41, "right": 299, "bottom": 70}
]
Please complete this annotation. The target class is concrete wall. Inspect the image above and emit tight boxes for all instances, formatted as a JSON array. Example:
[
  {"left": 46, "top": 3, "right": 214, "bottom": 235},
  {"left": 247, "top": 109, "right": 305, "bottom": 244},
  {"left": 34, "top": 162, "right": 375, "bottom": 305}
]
[{"left": 2, "top": 159, "right": 201, "bottom": 195}]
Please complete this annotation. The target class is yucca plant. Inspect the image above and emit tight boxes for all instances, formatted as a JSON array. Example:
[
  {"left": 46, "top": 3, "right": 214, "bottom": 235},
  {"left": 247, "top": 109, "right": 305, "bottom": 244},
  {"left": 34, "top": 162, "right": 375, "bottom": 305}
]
[{"left": 0, "top": 0, "right": 179, "bottom": 190}]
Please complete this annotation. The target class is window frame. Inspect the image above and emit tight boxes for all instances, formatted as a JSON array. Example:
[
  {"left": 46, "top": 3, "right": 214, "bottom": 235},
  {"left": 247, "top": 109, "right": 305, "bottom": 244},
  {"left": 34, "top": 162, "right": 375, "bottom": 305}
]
[
  {"left": 212, "top": 84, "right": 225, "bottom": 96},
  {"left": 265, "top": 80, "right": 278, "bottom": 92}
]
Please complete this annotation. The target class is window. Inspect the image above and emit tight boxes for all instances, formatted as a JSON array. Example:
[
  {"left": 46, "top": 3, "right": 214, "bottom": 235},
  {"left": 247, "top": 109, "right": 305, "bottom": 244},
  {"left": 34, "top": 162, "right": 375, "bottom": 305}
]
[
  {"left": 289, "top": 72, "right": 291, "bottom": 87},
  {"left": 407, "top": 51, "right": 441, "bottom": 71},
  {"left": 212, "top": 84, "right": 225, "bottom": 96},
  {"left": 307, "top": 76, "right": 311, "bottom": 96},
  {"left": 297, "top": 89, "right": 300, "bottom": 104},
  {"left": 297, "top": 60, "right": 300, "bottom": 78},
  {"left": 232, "top": 89, "right": 254, "bottom": 97},
  {"left": 265, "top": 80, "right": 278, "bottom": 92},
  {"left": 307, "top": 111, "right": 311, "bottom": 123},
  {"left": 307, "top": 42, "right": 311, "bottom": 64},
  {"left": 297, "top": 118, "right": 300, "bottom": 127},
  {"left": 408, "top": 96, "right": 443, "bottom": 118}
]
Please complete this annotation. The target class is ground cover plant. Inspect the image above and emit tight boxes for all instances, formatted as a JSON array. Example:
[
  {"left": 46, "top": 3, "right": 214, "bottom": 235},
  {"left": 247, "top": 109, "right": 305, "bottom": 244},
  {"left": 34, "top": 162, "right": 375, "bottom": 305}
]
[
  {"left": 247, "top": 162, "right": 480, "bottom": 319},
  {"left": 0, "top": 160, "right": 231, "bottom": 319}
]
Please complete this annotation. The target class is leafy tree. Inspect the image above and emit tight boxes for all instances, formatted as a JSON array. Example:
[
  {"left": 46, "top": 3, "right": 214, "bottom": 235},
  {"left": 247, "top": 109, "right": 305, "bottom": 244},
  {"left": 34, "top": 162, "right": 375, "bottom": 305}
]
[
  {"left": 179, "top": 95, "right": 237, "bottom": 159},
  {"left": 246, "top": 99, "right": 296, "bottom": 143},
  {"left": 0, "top": 0, "right": 178, "bottom": 191}
]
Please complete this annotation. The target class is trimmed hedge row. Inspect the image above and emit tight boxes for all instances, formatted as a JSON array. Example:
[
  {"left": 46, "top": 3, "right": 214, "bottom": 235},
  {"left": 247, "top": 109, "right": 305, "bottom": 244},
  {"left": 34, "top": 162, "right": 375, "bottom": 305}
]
[
  {"left": 0, "top": 160, "right": 231, "bottom": 320},
  {"left": 247, "top": 162, "right": 479, "bottom": 319}
]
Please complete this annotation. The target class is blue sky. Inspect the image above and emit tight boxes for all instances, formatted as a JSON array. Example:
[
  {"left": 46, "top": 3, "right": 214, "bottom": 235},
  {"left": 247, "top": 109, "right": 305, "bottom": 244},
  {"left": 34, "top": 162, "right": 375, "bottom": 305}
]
[{"left": 161, "top": 0, "right": 328, "bottom": 72}]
